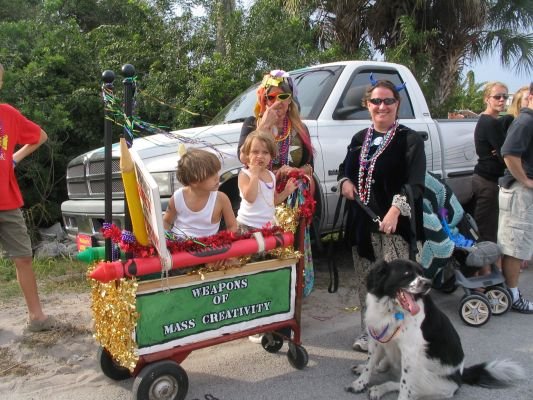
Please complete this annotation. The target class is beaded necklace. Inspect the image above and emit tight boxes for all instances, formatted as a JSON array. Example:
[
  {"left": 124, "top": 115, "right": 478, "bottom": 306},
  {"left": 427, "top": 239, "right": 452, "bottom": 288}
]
[
  {"left": 259, "top": 173, "right": 275, "bottom": 207},
  {"left": 270, "top": 117, "right": 292, "bottom": 169},
  {"left": 357, "top": 121, "right": 398, "bottom": 205}
]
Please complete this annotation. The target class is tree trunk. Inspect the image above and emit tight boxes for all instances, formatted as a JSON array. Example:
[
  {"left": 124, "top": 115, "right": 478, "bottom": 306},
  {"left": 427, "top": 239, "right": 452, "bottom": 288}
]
[{"left": 215, "top": 0, "right": 235, "bottom": 56}]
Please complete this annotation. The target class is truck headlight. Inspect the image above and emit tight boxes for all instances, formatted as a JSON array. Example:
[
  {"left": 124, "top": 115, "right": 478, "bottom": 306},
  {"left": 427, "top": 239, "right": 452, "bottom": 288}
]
[{"left": 152, "top": 172, "right": 173, "bottom": 196}]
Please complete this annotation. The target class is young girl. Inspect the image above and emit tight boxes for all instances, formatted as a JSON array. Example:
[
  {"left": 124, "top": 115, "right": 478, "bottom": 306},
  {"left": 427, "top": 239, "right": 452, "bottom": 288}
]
[
  {"left": 237, "top": 130, "right": 297, "bottom": 232},
  {"left": 163, "top": 148, "right": 237, "bottom": 238}
]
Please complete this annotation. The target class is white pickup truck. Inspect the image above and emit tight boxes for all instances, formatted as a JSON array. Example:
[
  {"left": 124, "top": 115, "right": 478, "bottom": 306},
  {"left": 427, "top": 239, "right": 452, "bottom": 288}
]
[{"left": 61, "top": 61, "right": 478, "bottom": 244}]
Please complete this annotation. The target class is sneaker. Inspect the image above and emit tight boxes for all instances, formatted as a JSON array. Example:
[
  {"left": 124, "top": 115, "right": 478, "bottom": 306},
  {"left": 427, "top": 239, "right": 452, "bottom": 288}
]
[
  {"left": 248, "top": 334, "right": 263, "bottom": 344},
  {"left": 511, "top": 291, "right": 533, "bottom": 314},
  {"left": 352, "top": 333, "right": 368, "bottom": 352},
  {"left": 25, "top": 316, "right": 60, "bottom": 333}
]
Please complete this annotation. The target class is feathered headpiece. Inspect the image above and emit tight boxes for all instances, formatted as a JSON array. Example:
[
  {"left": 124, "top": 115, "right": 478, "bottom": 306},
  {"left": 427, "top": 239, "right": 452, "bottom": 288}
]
[{"left": 255, "top": 70, "right": 298, "bottom": 117}]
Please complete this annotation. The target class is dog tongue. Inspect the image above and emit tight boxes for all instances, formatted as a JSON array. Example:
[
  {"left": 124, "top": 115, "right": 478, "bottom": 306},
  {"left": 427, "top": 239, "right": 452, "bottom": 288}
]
[{"left": 398, "top": 289, "right": 420, "bottom": 315}]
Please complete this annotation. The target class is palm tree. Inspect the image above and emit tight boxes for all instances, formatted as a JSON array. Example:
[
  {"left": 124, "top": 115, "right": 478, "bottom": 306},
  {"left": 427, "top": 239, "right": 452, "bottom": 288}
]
[{"left": 281, "top": 0, "right": 533, "bottom": 114}]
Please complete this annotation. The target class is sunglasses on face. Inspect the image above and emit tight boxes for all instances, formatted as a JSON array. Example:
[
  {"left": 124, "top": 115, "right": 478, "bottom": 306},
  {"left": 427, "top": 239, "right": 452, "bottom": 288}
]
[
  {"left": 265, "top": 92, "right": 292, "bottom": 102},
  {"left": 368, "top": 97, "right": 397, "bottom": 106},
  {"left": 491, "top": 94, "right": 509, "bottom": 101}
]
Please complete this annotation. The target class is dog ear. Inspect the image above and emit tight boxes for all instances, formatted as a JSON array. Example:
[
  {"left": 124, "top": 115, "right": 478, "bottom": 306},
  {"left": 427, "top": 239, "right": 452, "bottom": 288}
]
[{"left": 366, "top": 259, "right": 389, "bottom": 295}]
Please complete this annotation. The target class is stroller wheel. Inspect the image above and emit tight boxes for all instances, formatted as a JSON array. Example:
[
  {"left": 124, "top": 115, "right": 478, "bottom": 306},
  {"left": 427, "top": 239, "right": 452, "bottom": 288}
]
[
  {"left": 485, "top": 286, "right": 512, "bottom": 315},
  {"left": 459, "top": 294, "right": 492, "bottom": 327}
]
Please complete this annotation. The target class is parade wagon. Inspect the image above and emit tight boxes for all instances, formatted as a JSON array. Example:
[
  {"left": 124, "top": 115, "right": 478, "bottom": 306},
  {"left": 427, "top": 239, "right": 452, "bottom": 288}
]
[{"left": 85, "top": 66, "right": 312, "bottom": 400}]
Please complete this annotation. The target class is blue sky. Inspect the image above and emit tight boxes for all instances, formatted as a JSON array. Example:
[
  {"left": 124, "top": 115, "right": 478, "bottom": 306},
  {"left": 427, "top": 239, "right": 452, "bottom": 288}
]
[{"left": 465, "top": 53, "right": 531, "bottom": 94}]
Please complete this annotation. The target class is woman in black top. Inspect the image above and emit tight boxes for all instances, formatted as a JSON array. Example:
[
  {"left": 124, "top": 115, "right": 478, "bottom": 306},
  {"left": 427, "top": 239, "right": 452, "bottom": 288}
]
[
  {"left": 473, "top": 82, "right": 508, "bottom": 242},
  {"left": 338, "top": 80, "right": 426, "bottom": 352}
]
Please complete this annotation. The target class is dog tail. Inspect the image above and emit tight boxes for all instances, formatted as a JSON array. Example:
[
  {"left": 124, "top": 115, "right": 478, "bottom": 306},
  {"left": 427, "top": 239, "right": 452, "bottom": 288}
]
[{"left": 462, "top": 360, "right": 525, "bottom": 388}]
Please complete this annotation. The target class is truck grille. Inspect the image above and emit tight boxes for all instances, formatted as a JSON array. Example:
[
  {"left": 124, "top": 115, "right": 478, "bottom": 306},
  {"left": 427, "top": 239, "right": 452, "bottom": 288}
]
[{"left": 66, "top": 157, "right": 124, "bottom": 199}]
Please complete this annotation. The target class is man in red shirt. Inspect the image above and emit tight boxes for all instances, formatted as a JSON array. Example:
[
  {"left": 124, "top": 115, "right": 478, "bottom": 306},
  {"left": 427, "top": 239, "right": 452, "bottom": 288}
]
[{"left": 0, "top": 63, "right": 56, "bottom": 332}]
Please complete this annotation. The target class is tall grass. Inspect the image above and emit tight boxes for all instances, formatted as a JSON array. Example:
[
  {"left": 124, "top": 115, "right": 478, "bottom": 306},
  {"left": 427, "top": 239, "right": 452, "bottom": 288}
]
[{"left": 0, "top": 256, "right": 90, "bottom": 302}]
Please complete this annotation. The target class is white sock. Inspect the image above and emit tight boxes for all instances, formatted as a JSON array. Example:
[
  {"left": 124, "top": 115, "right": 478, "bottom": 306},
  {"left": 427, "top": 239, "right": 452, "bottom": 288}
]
[{"left": 509, "top": 287, "right": 519, "bottom": 302}]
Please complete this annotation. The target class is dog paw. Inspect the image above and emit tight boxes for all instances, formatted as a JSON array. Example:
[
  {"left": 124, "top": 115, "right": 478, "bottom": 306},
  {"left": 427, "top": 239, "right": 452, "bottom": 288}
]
[
  {"left": 345, "top": 379, "right": 367, "bottom": 394},
  {"left": 368, "top": 386, "right": 383, "bottom": 400},
  {"left": 351, "top": 364, "right": 366, "bottom": 375}
]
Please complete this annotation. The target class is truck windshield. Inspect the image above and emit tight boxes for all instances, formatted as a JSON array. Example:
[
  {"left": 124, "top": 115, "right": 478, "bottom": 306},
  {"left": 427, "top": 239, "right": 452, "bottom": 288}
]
[{"left": 210, "top": 66, "right": 343, "bottom": 124}]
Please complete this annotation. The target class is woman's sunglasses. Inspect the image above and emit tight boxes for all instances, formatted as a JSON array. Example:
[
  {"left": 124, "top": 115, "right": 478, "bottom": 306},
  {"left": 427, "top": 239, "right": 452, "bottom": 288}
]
[
  {"left": 265, "top": 92, "right": 292, "bottom": 102},
  {"left": 491, "top": 94, "right": 509, "bottom": 101},
  {"left": 369, "top": 97, "right": 397, "bottom": 106}
]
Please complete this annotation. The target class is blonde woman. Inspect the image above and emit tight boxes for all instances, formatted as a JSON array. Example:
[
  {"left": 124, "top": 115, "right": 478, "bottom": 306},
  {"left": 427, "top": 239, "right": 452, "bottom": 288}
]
[{"left": 472, "top": 81, "right": 508, "bottom": 243}]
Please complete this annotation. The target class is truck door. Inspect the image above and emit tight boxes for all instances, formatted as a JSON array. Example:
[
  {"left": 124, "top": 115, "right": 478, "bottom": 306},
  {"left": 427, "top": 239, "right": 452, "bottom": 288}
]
[{"left": 320, "top": 67, "right": 434, "bottom": 231}]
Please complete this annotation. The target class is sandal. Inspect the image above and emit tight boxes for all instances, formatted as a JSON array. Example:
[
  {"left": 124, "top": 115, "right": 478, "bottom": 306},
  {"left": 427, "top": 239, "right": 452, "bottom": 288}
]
[{"left": 511, "top": 292, "right": 533, "bottom": 314}]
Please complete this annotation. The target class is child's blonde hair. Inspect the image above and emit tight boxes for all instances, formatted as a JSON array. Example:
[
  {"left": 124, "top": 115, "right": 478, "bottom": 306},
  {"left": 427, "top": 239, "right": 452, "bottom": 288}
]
[
  {"left": 176, "top": 148, "right": 221, "bottom": 185},
  {"left": 240, "top": 130, "right": 277, "bottom": 159}
]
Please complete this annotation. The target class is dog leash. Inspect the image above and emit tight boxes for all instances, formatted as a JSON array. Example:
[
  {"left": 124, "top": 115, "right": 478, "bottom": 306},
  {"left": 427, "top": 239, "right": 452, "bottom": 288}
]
[{"left": 353, "top": 196, "right": 382, "bottom": 225}]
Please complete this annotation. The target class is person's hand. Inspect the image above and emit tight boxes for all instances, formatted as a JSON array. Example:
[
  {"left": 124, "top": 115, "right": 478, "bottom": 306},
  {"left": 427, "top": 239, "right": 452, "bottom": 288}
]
[
  {"left": 525, "top": 178, "right": 533, "bottom": 190},
  {"left": 275, "top": 165, "right": 296, "bottom": 180},
  {"left": 284, "top": 177, "right": 298, "bottom": 194},
  {"left": 248, "top": 164, "right": 263, "bottom": 176},
  {"left": 341, "top": 179, "right": 357, "bottom": 201},
  {"left": 379, "top": 206, "right": 400, "bottom": 235},
  {"left": 258, "top": 102, "right": 284, "bottom": 130}
]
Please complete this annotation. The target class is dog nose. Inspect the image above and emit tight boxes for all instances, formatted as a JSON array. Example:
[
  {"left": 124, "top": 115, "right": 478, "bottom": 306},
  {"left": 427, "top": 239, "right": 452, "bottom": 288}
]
[{"left": 410, "top": 276, "right": 432, "bottom": 293}]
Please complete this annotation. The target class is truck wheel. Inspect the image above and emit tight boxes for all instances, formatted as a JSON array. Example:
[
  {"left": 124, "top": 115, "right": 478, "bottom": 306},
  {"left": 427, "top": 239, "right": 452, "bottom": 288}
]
[
  {"left": 132, "top": 360, "right": 188, "bottom": 400},
  {"left": 97, "top": 346, "right": 132, "bottom": 381}
]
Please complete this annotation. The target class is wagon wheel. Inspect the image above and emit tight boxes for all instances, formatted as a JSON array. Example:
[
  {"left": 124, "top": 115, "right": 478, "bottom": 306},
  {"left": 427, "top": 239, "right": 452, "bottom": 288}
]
[
  {"left": 97, "top": 346, "right": 132, "bottom": 381},
  {"left": 132, "top": 360, "right": 188, "bottom": 400},
  {"left": 459, "top": 294, "right": 492, "bottom": 327},
  {"left": 485, "top": 286, "right": 512, "bottom": 316},
  {"left": 287, "top": 342, "right": 309, "bottom": 370},
  {"left": 261, "top": 332, "right": 284, "bottom": 353}
]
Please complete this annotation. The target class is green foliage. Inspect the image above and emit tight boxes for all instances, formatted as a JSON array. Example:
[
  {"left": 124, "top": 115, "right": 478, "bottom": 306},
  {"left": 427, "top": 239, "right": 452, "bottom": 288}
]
[{"left": 2, "top": 0, "right": 528, "bottom": 232}]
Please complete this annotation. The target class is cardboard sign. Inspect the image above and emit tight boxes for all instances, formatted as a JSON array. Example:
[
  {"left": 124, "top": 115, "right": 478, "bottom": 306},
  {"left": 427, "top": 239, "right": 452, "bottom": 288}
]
[
  {"left": 135, "top": 260, "right": 296, "bottom": 355},
  {"left": 129, "top": 149, "right": 172, "bottom": 270}
]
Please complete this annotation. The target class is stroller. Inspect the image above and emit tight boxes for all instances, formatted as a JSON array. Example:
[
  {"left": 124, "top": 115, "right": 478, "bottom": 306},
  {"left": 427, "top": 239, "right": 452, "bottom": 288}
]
[{"left": 419, "top": 172, "right": 512, "bottom": 327}]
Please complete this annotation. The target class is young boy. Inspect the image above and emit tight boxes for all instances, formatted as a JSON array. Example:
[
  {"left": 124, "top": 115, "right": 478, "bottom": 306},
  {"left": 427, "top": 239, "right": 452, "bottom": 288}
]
[
  {"left": 0, "top": 63, "right": 56, "bottom": 332},
  {"left": 163, "top": 148, "right": 237, "bottom": 238}
]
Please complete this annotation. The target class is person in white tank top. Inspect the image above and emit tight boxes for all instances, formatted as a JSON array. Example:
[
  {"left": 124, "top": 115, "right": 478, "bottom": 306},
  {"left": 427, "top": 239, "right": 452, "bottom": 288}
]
[
  {"left": 237, "top": 130, "right": 297, "bottom": 231},
  {"left": 163, "top": 149, "right": 237, "bottom": 239}
]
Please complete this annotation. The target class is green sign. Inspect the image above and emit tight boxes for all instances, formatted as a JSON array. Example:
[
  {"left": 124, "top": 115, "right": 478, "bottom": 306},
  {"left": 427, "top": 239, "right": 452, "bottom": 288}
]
[{"left": 135, "top": 265, "right": 294, "bottom": 352}]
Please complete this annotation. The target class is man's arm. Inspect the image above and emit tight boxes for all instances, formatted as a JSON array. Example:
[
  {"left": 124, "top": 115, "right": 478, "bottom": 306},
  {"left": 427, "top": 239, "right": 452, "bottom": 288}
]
[
  {"left": 504, "top": 154, "right": 533, "bottom": 189},
  {"left": 13, "top": 129, "right": 47, "bottom": 164}
]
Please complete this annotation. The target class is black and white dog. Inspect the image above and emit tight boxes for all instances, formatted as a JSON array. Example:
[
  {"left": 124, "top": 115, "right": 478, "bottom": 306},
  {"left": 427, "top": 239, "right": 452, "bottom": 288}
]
[{"left": 346, "top": 259, "right": 524, "bottom": 400}]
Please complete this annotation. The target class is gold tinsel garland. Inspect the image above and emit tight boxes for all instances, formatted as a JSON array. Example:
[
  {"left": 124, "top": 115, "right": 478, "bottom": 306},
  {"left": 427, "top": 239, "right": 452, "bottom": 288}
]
[
  {"left": 270, "top": 204, "right": 302, "bottom": 259},
  {"left": 88, "top": 263, "right": 139, "bottom": 371},
  {"left": 87, "top": 205, "right": 301, "bottom": 371}
]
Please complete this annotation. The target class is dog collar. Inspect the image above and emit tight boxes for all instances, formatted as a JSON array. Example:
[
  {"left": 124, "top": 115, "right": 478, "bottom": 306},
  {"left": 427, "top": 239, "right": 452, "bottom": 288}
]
[
  {"left": 369, "top": 312, "right": 404, "bottom": 343},
  {"left": 369, "top": 323, "right": 403, "bottom": 343}
]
